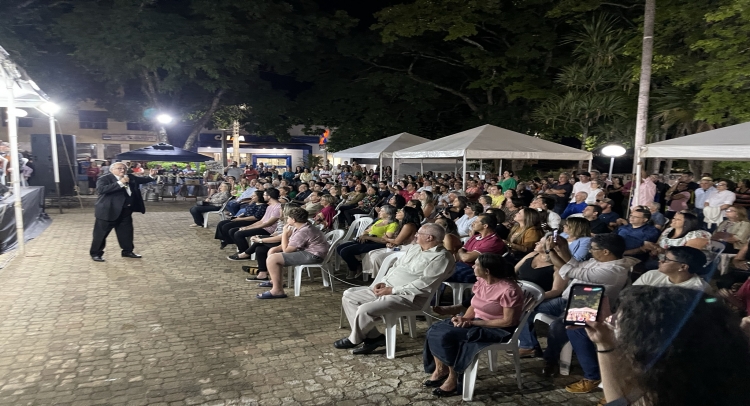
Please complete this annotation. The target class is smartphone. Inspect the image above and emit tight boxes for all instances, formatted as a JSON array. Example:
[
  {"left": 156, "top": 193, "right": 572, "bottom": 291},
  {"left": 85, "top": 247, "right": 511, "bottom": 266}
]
[
  {"left": 564, "top": 284, "right": 605, "bottom": 326},
  {"left": 552, "top": 229, "right": 558, "bottom": 243}
]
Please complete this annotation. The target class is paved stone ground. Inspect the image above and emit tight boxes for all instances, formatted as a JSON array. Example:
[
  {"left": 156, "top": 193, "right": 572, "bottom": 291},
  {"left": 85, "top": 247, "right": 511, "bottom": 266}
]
[{"left": 0, "top": 200, "right": 601, "bottom": 405}]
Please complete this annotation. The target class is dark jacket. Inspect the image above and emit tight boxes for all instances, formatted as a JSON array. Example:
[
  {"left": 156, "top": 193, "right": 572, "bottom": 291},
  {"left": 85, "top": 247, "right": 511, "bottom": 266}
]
[{"left": 94, "top": 173, "right": 153, "bottom": 221}]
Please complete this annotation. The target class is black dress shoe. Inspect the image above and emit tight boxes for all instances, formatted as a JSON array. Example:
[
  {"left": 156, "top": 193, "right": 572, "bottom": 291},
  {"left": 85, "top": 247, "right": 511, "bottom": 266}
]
[
  {"left": 542, "top": 361, "right": 559, "bottom": 377},
  {"left": 333, "top": 338, "right": 359, "bottom": 349},
  {"left": 91, "top": 256, "right": 105, "bottom": 262},
  {"left": 219, "top": 242, "right": 228, "bottom": 249},
  {"left": 423, "top": 374, "right": 449, "bottom": 387},
  {"left": 432, "top": 387, "right": 458, "bottom": 397},
  {"left": 352, "top": 335, "right": 386, "bottom": 355},
  {"left": 121, "top": 252, "right": 142, "bottom": 258}
]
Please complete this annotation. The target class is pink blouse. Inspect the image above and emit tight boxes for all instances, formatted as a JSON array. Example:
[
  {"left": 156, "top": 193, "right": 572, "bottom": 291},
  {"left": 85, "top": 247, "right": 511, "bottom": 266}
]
[{"left": 471, "top": 278, "right": 524, "bottom": 324}]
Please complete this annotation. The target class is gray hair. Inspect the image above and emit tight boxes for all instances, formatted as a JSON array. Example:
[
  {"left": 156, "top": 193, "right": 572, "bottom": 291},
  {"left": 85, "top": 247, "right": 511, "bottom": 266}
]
[
  {"left": 380, "top": 204, "right": 396, "bottom": 220},
  {"left": 420, "top": 223, "right": 446, "bottom": 242}
]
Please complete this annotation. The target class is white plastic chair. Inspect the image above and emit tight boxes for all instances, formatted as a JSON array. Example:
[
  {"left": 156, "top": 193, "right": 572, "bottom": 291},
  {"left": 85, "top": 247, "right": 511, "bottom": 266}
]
[
  {"left": 333, "top": 216, "right": 374, "bottom": 271},
  {"left": 720, "top": 253, "right": 737, "bottom": 275},
  {"left": 461, "top": 281, "right": 545, "bottom": 401},
  {"left": 339, "top": 251, "right": 451, "bottom": 359},
  {"left": 441, "top": 281, "right": 475, "bottom": 305},
  {"left": 201, "top": 197, "right": 235, "bottom": 228},
  {"left": 287, "top": 230, "right": 345, "bottom": 297},
  {"left": 701, "top": 241, "right": 726, "bottom": 281}
]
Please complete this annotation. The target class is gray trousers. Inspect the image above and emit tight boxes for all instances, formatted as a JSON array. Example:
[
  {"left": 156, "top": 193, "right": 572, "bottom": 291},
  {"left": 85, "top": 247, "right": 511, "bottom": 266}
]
[{"left": 342, "top": 288, "right": 423, "bottom": 344}]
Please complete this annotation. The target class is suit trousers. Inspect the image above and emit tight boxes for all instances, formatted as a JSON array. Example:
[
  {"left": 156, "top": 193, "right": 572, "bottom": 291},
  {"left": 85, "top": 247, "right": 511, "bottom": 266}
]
[
  {"left": 90, "top": 208, "right": 134, "bottom": 257},
  {"left": 189, "top": 204, "right": 221, "bottom": 226},
  {"left": 342, "top": 288, "right": 423, "bottom": 344},
  {"left": 214, "top": 218, "right": 257, "bottom": 242}
]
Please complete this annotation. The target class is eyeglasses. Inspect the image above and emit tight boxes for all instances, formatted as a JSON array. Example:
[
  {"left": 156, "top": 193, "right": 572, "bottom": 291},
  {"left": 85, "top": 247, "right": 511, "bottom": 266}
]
[
  {"left": 589, "top": 246, "right": 604, "bottom": 251},
  {"left": 658, "top": 254, "right": 685, "bottom": 264}
]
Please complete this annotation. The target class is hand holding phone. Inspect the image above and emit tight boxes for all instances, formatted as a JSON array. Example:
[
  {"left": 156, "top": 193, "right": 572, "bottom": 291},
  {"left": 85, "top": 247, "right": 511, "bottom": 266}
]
[{"left": 564, "top": 284, "right": 605, "bottom": 326}]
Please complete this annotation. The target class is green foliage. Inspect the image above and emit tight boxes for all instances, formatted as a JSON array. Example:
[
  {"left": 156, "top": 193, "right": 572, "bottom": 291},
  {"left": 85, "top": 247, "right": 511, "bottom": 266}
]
[
  {"left": 713, "top": 161, "right": 750, "bottom": 182},
  {"left": 533, "top": 14, "right": 633, "bottom": 150}
]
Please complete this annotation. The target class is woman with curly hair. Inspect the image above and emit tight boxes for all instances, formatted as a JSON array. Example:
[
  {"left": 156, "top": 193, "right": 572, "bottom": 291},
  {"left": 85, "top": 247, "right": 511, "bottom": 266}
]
[{"left": 583, "top": 286, "right": 750, "bottom": 405}]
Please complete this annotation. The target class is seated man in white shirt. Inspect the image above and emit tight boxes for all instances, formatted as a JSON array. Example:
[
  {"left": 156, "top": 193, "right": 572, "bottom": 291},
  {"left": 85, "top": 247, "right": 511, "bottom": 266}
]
[
  {"left": 335, "top": 223, "right": 455, "bottom": 355},
  {"left": 634, "top": 246, "right": 712, "bottom": 292}
]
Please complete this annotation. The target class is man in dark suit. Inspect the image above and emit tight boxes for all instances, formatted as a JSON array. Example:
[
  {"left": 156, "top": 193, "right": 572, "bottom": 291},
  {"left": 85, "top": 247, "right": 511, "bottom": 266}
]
[{"left": 90, "top": 162, "right": 156, "bottom": 262}]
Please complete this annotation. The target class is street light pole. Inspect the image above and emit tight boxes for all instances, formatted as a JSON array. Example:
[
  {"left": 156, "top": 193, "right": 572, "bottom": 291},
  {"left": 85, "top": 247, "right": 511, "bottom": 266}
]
[{"left": 602, "top": 144, "right": 626, "bottom": 182}]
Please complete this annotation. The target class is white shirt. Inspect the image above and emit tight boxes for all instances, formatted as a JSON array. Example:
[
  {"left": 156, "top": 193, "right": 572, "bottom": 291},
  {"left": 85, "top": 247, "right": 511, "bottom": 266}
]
[
  {"left": 547, "top": 211, "right": 561, "bottom": 230},
  {"left": 380, "top": 244, "right": 455, "bottom": 297},
  {"left": 694, "top": 186, "right": 716, "bottom": 208},
  {"left": 560, "top": 258, "right": 631, "bottom": 301},
  {"left": 705, "top": 189, "right": 735, "bottom": 208},
  {"left": 585, "top": 189, "right": 603, "bottom": 204},
  {"left": 455, "top": 214, "right": 478, "bottom": 236},
  {"left": 634, "top": 270, "right": 712, "bottom": 293},
  {"left": 570, "top": 181, "right": 592, "bottom": 202}
]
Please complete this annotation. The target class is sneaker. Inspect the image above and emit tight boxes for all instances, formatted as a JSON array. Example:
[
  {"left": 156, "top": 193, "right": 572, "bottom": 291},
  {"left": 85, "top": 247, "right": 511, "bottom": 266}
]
[{"left": 565, "top": 379, "right": 601, "bottom": 393}]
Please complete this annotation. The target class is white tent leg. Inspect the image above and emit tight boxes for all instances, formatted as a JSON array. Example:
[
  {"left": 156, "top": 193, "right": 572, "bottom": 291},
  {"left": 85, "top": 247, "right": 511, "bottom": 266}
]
[
  {"left": 392, "top": 156, "right": 396, "bottom": 184},
  {"left": 420, "top": 159, "right": 423, "bottom": 175},
  {"left": 462, "top": 155, "right": 467, "bottom": 192},
  {"left": 479, "top": 160, "right": 483, "bottom": 179},
  {"left": 4, "top": 78, "right": 25, "bottom": 256},
  {"left": 379, "top": 155, "right": 383, "bottom": 181},
  {"left": 587, "top": 159, "right": 592, "bottom": 172},
  {"left": 49, "top": 115, "right": 62, "bottom": 213},
  {"left": 499, "top": 159, "right": 503, "bottom": 179}
]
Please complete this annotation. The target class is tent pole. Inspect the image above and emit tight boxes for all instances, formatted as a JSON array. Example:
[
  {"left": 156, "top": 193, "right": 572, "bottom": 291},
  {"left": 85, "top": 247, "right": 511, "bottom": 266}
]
[
  {"left": 392, "top": 156, "right": 396, "bottom": 184},
  {"left": 5, "top": 77, "right": 25, "bottom": 256},
  {"left": 587, "top": 159, "right": 592, "bottom": 172},
  {"left": 221, "top": 135, "right": 228, "bottom": 167},
  {"left": 379, "top": 155, "right": 383, "bottom": 181},
  {"left": 499, "top": 159, "right": 503, "bottom": 179},
  {"left": 420, "top": 159, "right": 423, "bottom": 175},
  {"left": 48, "top": 114, "right": 62, "bottom": 213},
  {"left": 479, "top": 160, "right": 483, "bottom": 178},
  {"left": 462, "top": 154, "right": 467, "bottom": 193}
]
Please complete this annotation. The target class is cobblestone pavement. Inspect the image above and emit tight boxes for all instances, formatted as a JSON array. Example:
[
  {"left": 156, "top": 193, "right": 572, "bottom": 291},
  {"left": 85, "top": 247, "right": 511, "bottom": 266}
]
[{"left": 0, "top": 201, "right": 601, "bottom": 405}]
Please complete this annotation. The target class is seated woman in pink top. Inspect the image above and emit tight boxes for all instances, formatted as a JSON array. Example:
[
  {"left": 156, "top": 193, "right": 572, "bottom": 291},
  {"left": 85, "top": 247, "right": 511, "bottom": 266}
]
[{"left": 422, "top": 253, "right": 524, "bottom": 398}]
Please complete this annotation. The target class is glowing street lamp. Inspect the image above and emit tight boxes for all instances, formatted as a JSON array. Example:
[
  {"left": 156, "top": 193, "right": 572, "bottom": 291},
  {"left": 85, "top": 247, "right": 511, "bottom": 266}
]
[
  {"left": 602, "top": 144, "right": 626, "bottom": 181},
  {"left": 156, "top": 114, "right": 173, "bottom": 125}
]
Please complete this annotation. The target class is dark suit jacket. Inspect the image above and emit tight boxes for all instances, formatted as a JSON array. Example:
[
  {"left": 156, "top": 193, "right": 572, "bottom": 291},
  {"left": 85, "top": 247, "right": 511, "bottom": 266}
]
[{"left": 95, "top": 173, "right": 154, "bottom": 221}]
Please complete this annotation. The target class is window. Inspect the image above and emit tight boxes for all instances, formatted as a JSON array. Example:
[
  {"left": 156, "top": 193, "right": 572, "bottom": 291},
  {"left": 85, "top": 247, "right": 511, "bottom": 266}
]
[
  {"left": 126, "top": 122, "right": 153, "bottom": 131},
  {"left": 79, "top": 110, "right": 108, "bottom": 129},
  {"left": 104, "top": 144, "right": 121, "bottom": 160}
]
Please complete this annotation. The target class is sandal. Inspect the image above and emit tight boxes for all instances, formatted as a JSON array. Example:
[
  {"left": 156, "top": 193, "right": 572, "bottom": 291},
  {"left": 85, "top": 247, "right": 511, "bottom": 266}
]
[
  {"left": 258, "top": 281, "right": 286, "bottom": 288},
  {"left": 256, "top": 291, "right": 288, "bottom": 299},
  {"left": 245, "top": 275, "right": 268, "bottom": 281}
]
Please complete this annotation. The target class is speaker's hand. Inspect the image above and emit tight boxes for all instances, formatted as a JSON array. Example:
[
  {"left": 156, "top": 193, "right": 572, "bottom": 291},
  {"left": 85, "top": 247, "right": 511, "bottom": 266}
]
[{"left": 120, "top": 175, "right": 129, "bottom": 184}]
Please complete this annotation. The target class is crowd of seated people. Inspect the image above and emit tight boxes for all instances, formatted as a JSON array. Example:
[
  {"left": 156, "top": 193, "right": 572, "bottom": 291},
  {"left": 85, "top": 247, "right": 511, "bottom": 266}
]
[{"left": 184, "top": 162, "right": 750, "bottom": 401}]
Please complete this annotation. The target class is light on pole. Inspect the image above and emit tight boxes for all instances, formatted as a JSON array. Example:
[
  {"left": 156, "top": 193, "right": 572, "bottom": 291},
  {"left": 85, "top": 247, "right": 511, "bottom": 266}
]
[
  {"left": 602, "top": 144, "right": 626, "bottom": 181},
  {"left": 155, "top": 114, "right": 173, "bottom": 143}
]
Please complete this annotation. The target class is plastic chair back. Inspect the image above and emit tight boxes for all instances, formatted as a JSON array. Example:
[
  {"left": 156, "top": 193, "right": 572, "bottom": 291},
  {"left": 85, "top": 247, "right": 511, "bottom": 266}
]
[
  {"left": 700, "top": 241, "right": 725, "bottom": 281},
  {"left": 354, "top": 217, "right": 374, "bottom": 237},
  {"left": 370, "top": 252, "right": 405, "bottom": 287}
]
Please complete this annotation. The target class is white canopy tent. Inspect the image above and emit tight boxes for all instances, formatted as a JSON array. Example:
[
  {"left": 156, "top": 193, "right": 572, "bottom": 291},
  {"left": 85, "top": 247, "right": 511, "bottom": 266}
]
[
  {"left": 0, "top": 45, "right": 59, "bottom": 255},
  {"left": 640, "top": 122, "right": 750, "bottom": 160},
  {"left": 633, "top": 121, "right": 750, "bottom": 203},
  {"left": 333, "top": 132, "right": 441, "bottom": 179},
  {"left": 391, "top": 124, "right": 593, "bottom": 185}
]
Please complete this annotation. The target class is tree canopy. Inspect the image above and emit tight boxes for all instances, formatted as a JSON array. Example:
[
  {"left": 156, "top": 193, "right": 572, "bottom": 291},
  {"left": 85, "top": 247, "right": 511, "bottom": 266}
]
[{"left": 0, "top": 0, "right": 748, "bottom": 173}]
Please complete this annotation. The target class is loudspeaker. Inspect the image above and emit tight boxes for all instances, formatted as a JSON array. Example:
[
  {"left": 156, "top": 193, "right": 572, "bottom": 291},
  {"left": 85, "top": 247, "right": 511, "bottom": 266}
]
[{"left": 29, "top": 134, "right": 77, "bottom": 196}]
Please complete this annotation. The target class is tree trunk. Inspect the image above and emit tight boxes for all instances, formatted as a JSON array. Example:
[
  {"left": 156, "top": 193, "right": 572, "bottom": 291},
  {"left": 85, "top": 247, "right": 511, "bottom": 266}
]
[
  {"left": 663, "top": 159, "right": 673, "bottom": 178},
  {"left": 632, "top": 0, "right": 656, "bottom": 204},
  {"left": 579, "top": 126, "right": 589, "bottom": 169},
  {"left": 183, "top": 89, "right": 226, "bottom": 150},
  {"left": 687, "top": 160, "right": 701, "bottom": 176},
  {"left": 701, "top": 160, "right": 714, "bottom": 177}
]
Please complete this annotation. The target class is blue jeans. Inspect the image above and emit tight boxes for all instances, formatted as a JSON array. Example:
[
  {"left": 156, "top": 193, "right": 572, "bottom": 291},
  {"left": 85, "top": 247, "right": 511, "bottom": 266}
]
[
  {"left": 519, "top": 297, "right": 567, "bottom": 350},
  {"left": 567, "top": 327, "right": 600, "bottom": 380},
  {"left": 225, "top": 200, "right": 242, "bottom": 215}
]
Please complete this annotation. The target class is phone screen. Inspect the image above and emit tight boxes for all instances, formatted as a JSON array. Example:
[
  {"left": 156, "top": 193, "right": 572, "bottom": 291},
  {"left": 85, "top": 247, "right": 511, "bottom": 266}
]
[
  {"left": 564, "top": 284, "right": 605, "bottom": 326},
  {"left": 552, "top": 229, "right": 558, "bottom": 242}
]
